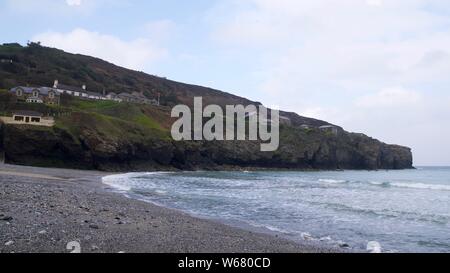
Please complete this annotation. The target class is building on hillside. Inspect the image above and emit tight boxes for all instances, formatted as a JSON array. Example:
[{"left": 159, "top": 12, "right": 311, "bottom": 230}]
[
  {"left": 319, "top": 125, "right": 339, "bottom": 135},
  {"left": 53, "top": 80, "right": 89, "bottom": 98},
  {"left": 53, "top": 80, "right": 107, "bottom": 100},
  {"left": 0, "top": 110, "right": 55, "bottom": 127},
  {"left": 132, "top": 91, "right": 149, "bottom": 104},
  {"left": 12, "top": 110, "right": 43, "bottom": 123},
  {"left": 9, "top": 86, "right": 60, "bottom": 105},
  {"left": 106, "top": 92, "right": 123, "bottom": 102},
  {"left": 279, "top": 115, "right": 292, "bottom": 125},
  {"left": 106, "top": 92, "right": 117, "bottom": 99},
  {"left": 148, "top": 98, "right": 159, "bottom": 105},
  {"left": 117, "top": 92, "right": 139, "bottom": 103}
]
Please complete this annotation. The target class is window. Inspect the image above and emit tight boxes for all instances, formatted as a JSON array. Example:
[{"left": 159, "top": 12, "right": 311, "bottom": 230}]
[
  {"left": 49, "top": 92, "right": 55, "bottom": 98},
  {"left": 16, "top": 89, "right": 23, "bottom": 96},
  {"left": 31, "top": 117, "right": 40, "bottom": 123},
  {"left": 14, "top": 116, "right": 24, "bottom": 121},
  {"left": 33, "top": 90, "right": 39, "bottom": 97}
]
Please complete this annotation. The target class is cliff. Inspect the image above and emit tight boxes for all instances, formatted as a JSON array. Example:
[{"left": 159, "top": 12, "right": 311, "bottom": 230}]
[{"left": 0, "top": 43, "right": 413, "bottom": 171}]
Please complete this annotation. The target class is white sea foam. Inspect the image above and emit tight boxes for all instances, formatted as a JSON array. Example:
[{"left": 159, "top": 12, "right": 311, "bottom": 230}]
[
  {"left": 318, "top": 178, "right": 347, "bottom": 184},
  {"left": 102, "top": 172, "right": 174, "bottom": 192},
  {"left": 367, "top": 180, "right": 450, "bottom": 191},
  {"left": 390, "top": 182, "right": 450, "bottom": 191},
  {"left": 367, "top": 241, "right": 382, "bottom": 253},
  {"left": 102, "top": 173, "right": 133, "bottom": 192}
]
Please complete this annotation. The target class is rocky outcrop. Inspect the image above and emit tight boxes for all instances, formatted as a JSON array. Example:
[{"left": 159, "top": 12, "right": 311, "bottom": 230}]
[{"left": 1, "top": 124, "right": 413, "bottom": 171}]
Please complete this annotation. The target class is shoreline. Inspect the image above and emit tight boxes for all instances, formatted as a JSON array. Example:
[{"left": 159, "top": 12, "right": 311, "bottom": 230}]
[{"left": 0, "top": 163, "right": 341, "bottom": 253}]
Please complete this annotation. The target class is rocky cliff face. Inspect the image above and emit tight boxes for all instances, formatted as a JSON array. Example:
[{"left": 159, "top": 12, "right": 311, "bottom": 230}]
[{"left": 1, "top": 123, "right": 413, "bottom": 171}]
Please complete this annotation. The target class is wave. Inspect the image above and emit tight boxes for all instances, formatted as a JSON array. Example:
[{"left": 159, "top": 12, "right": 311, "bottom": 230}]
[
  {"left": 390, "top": 182, "right": 450, "bottom": 191},
  {"left": 102, "top": 172, "right": 173, "bottom": 192},
  {"left": 369, "top": 180, "right": 450, "bottom": 191},
  {"left": 320, "top": 178, "right": 450, "bottom": 191},
  {"left": 102, "top": 173, "right": 133, "bottom": 192},
  {"left": 318, "top": 178, "right": 348, "bottom": 184}
]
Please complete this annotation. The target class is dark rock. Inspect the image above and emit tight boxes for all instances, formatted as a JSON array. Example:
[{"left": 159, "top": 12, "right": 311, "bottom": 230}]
[
  {"left": 339, "top": 243, "right": 350, "bottom": 248},
  {"left": 0, "top": 216, "right": 13, "bottom": 221}
]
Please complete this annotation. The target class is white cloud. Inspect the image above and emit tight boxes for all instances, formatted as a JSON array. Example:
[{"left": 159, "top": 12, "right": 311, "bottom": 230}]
[
  {"left": 66, "top": 0, "right": 82, "bottom": 6},
  {"left": 33, "top": 28, "right": 168, "bottom": 71},
  {"left": 144, "top": 19, "right": 177, "bottom": 42},
  {"left": 366, "top": 0, "right": 383, "bottom": 7},
  {"left": 355, "top": 87, "right": 422, "bottom": 108}
]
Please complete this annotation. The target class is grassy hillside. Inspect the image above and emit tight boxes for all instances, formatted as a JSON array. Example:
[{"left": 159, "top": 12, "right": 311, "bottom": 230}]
[{"left": 0, "top": 43, "right": 252, "bottom": 107}]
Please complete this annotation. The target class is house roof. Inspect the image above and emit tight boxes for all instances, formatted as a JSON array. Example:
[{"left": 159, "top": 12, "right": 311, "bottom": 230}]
[
  {"left": 319, "top": 125, "right": 337, "bottom": 129},
  {"left": 10, "top": 87, "right": 60, "bottom": 96},
  {"left": 55, "top": 83, "right": 86, "bottom": 93},
  {"left": 86, "top": 91, "right": 102, "bottom": 97},
  {"left": 10, "top": 86, "right": 38, "bottom": 94},
  {"left": 118, "top": 92, "right": 138, "bottom": 99},
  {"left": 13, "top": 110, "right": 43, "bottom": 117}
]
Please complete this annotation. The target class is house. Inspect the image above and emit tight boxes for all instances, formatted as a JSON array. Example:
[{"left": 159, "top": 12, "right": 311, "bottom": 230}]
[
  {"left": 1, "top": 110, "right": 55, "bottom": 127},
  {"left": 53, "top": 80, "right": 110, "bottom": 101},
  {"left": 12, "top": 110, "right": 43, "bottom": 123},
  {"left": 106, "top": 92, "right": 117, "bottom": 99},
  {"left": 319, "top": 125, "right": 339, "bottom": 135},
  {"left": 9, "top": 86, "right": 60, "bottom": 105},
  {"left": 131, "top": 91, "right": 157, "bottom": 105},
  {"left": 300, "top": 124, "right": 311, "bottom": 130},
  {"left": 53, "top": 80, "right": 88, "bottom": 97},
  {"left": 106, "top": 92, "right": 123, "bottom": 102},
  {"left": 117, "top": 92, "right": 139, "bottom": 103},
  {"left": 148, "top": 98, "right": 159, "bottom": 105},
  {"left": 86, "top": 91, "right": 103, "bottom": 100},
  {"left": 279, "top": 115, "right": 291, "bottom": 125}
]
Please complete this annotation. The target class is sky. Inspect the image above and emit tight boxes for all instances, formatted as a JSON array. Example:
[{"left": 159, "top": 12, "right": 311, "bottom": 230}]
[{"left": 1, "top": 0, "right": 450, "bottom": 166}]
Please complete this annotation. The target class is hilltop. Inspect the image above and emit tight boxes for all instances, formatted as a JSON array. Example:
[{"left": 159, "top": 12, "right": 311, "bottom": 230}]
[{"left": 0, "top": 43, "right": 413, "bottom": 171}]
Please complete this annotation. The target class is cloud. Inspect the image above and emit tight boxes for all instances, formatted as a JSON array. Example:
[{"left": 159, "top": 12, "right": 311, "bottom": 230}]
[
  {"left": 66, "top": 0, "right": 82, "bottom": 6},
  {"left": 355, "top": 87, "right": 422, "bottom": 108},
  {"left": 144, "top": 19, "right": 177, "bottom": 43},
  {"left": 33, "top": 28, "right": 168, "bottom": 71}
]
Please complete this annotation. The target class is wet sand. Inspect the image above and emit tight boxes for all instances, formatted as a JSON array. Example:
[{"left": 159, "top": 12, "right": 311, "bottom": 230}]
[{"left": 0, "top": 164, "right": 340, "bottom": 253}]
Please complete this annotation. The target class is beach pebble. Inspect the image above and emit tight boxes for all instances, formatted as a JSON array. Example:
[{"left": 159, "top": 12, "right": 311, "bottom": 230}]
[
  {"left": 0, "top": 216, "right": 13, "bottom": 221},
  {"left": 91, "top": 245, "right": 99, "bottom": 251},
  {"left": 5, "top": 241, "right": 14, "bottom": 246},
  {"left": 301, "top": 232, "right": 313, "bottom": 240},
  {"left": 339, "top": 242, "right": 350, "bottom": 248},
  {"left": 89, "top": 224, "right": 99, "bottom": 229},
  {"left": 38, "top": 230, "right": 47, "bottom": 235},
  {"left": 367, "top": 241, "right": 382, "bottom": 253}
]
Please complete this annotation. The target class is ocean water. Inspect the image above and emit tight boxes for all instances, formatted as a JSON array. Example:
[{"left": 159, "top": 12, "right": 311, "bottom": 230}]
[{"left": 102, "top": 167, "right": 450, "bottom": 253}]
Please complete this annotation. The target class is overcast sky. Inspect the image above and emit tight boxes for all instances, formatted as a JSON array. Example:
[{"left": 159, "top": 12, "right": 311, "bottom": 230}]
[{"left": 1, "top": 0, "right": 450, "bottom": 166}]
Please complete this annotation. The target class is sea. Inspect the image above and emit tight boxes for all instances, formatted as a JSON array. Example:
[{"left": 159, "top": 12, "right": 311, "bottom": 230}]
[{"left": 102, "top": 167, "right": 450, "bottom": 253}]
